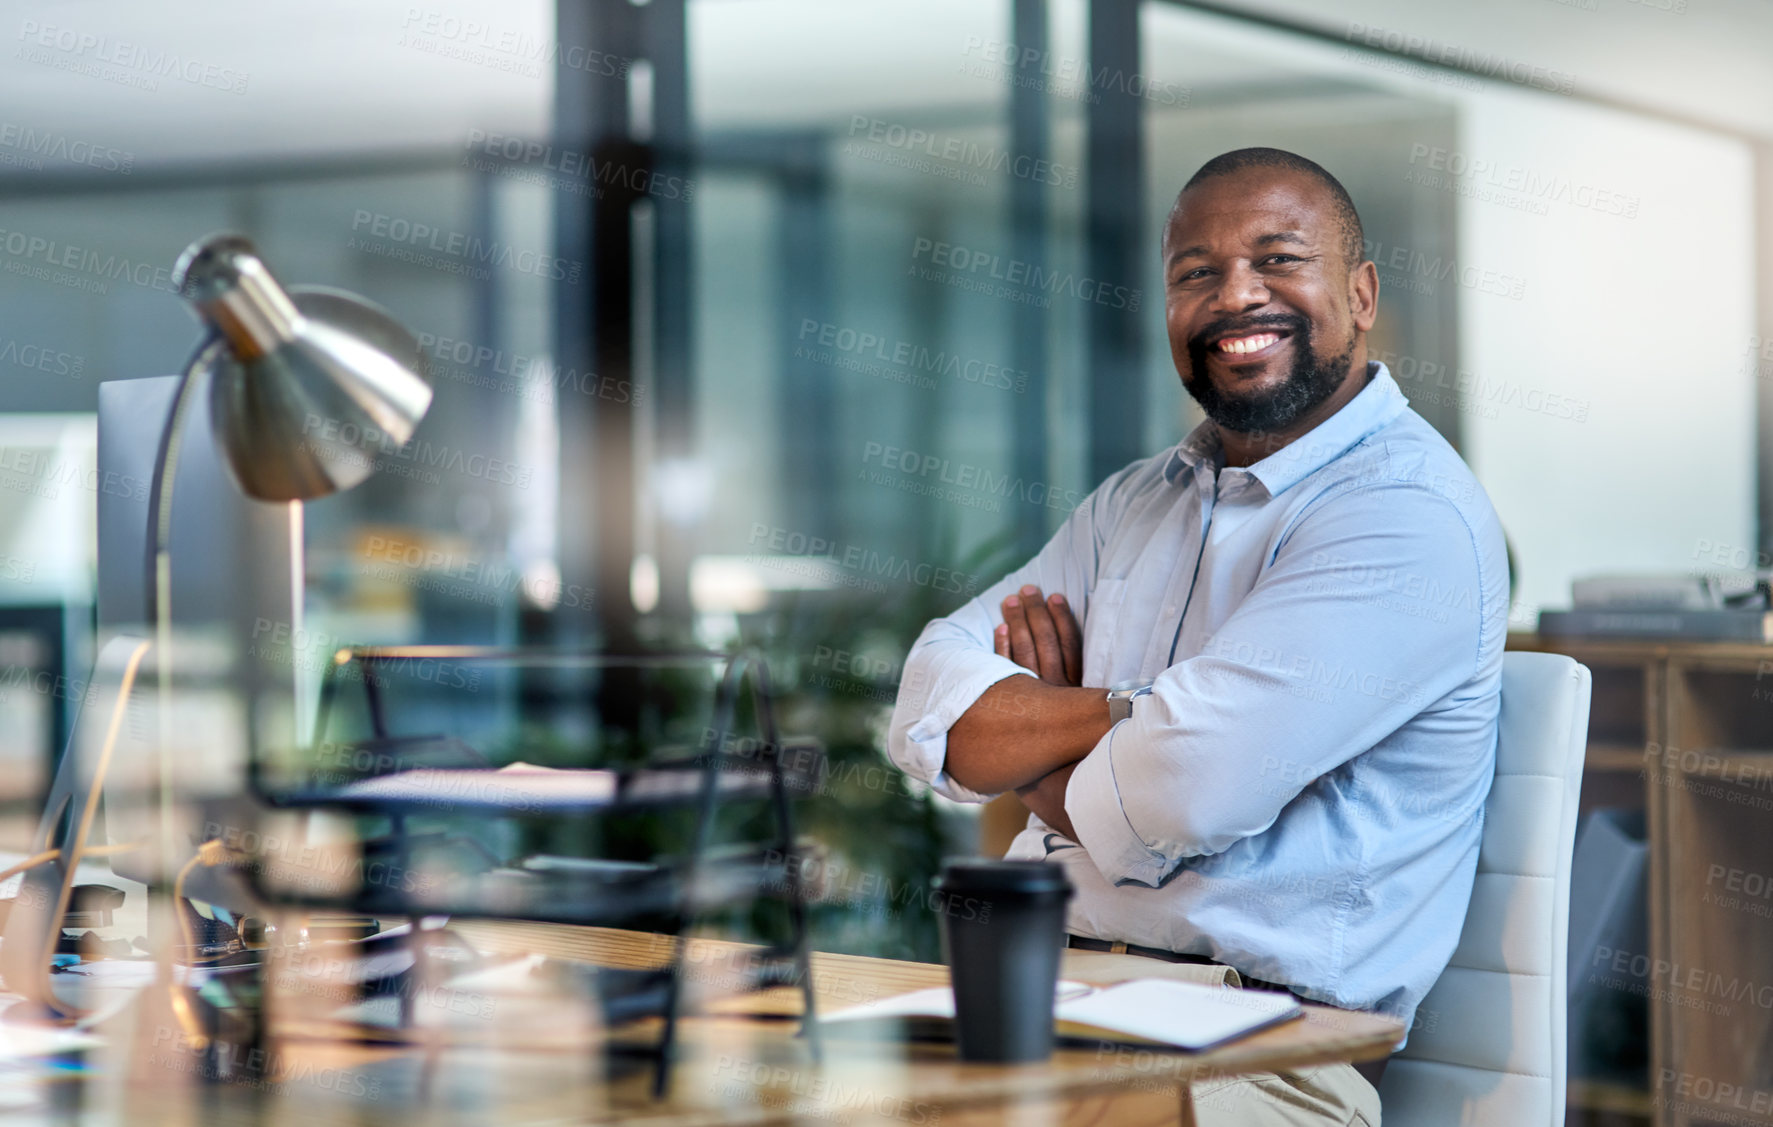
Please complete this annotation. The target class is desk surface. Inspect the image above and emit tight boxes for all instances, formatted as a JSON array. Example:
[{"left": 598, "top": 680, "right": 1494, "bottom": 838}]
[{"left": 17, "top": 923, "right": 1404, "bottom": 1126}]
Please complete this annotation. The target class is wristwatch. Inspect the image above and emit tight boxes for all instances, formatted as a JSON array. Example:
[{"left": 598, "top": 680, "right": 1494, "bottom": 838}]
[{"left": 1106, "top": 679, "right": 1154, "bottom": 723}]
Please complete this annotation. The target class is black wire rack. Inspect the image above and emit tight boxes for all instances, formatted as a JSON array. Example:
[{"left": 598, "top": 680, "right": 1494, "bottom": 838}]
[{"left": 240, "top": 644, "right": 824, "bottom": 1096}]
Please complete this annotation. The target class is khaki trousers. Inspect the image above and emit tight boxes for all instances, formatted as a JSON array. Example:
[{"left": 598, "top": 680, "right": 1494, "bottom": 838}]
[{"left": 1183, "top": 1062, "right": 1381, "bottom": 1126}]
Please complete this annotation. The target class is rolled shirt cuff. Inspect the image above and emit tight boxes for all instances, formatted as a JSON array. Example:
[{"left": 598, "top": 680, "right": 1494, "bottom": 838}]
[
  {"left": 1065, "top": 722, "right": 1174, "bottom": 887},
  {"left": 894, "top": 655, "right": 1034, "bottom": 804}
]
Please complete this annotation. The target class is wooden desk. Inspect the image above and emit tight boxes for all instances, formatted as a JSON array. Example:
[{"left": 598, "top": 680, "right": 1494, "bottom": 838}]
[
  {"left": 30, "top": 924, "right": 1403, "bottom": 1126},
  {"left": 449, "top": 922, "right": 1403, "bottom": 1125}
]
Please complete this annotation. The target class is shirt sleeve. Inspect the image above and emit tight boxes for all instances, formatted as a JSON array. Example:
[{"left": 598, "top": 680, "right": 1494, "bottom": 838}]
[
  {"left": 886, "top": 467, "right": 1136, "bottom": 803},
  {"left": 1065, "top": 481, "right": 1497, "bottom": 885}
]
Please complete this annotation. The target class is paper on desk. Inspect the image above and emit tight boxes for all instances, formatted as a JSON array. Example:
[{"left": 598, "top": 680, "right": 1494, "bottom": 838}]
[
  {"left": 820, "top": 977, "right": 1300, "bottom": 1051},
  {"left": 1055, "top": 979, "right": 1300, "bottom": 1050},
  {"left": 332, "top": 762, "right": 771, "bottom": 808},
  {"left": 822, "top": 980, "right": 1091, "bottom": 1023},
  {"left": 334, "top": 763, "right": 619, "bottom": 806},
  {"left": 0, "top": 1007, "right": 102, "bottom": 1057}
]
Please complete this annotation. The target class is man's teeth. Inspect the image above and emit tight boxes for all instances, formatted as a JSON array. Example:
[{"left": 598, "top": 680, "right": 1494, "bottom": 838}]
[{"left": 1217, "top": 333, "right": 1281, "bottom": 355}]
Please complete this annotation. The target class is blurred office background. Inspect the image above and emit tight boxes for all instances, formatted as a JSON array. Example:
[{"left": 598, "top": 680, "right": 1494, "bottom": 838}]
[{"left": 0, "top": 1, "right": 1766, "bottom": 1120}]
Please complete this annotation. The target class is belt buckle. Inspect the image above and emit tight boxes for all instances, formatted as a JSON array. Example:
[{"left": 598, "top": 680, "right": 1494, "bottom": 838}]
[{"left": 1109, "top": 941, "right": 1128, "bottom": 955}]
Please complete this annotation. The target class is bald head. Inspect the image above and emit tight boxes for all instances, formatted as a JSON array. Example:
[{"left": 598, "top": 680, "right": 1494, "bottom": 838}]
[{"left": 1169, "top": 148, "right": 1365, "bottom": 271}]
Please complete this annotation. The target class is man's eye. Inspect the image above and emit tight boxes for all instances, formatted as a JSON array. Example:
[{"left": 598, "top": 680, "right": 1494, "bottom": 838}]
[
  {"left": 1174, "top": 268, "right": 1212, "bottom": 284},
  {"left": 1260, "top": 255, "right": 1301, "bottom": 267}
]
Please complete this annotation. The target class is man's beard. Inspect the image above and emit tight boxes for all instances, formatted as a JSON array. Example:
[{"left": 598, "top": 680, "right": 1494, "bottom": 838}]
[{"left": 1183, "top": 316, "right": 1353, "bottom": 435}]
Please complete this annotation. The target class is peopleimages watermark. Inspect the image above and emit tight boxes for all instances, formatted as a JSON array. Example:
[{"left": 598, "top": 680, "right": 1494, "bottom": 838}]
[
  {"left": 1301, "top": 549, "right": 1480, "bottom": 626},
  {"left": 0, "top": 122, "right": 132, "bottom": 175},
  {"left": 0, "top": 662, "right": 89, "bottom": 710},
  {"left": 349, "top": 210, "right": 584, "bottom": 284},
  {"left": 1691, "top": 537, "right": 1773, "bottom": 572},
  {"left": 398, "top": 8, "right": 631, "bottom": 80},
  {"left": 1740, "top": 335, "right": 1773, "bottom": 382},
  {"left": 1255, "top": 757, "right": 1478, "bottom": 831},
  {"left": 1589, "top": 944, "right": 1773, "bottom": 1015},
  {"left": 147, "top": 1028, "right": 382, "bottom": 1099},
  {"left": 1704, "top": 863, "right": 1773, "bottom": 921},
  {"left": 1376, "top": 347, "right": 1590, "bottom": 424},
  {"left": 0, "top": 332, "right": 84, "bottom": 379},
  {"left": 1405, "top": 144, "right": 1640, "bottom": 219},
  {"left": 0, "top": 225, "right": 181, "bottom": 296},
  {"left": 666, "top": 939, "right": 885, "bottom": 1009},
  {"left": 910, "top": 237, "right": 1141, "bottom": 312},
  {"left": 795, "top": 319, "right": 1028, "bottom": 395},
  {"left": 959, "top": 36, "right": 1189, "bottom": 107},
  {"left": 273, "top": 951, "right": 495, "bottom": 1019},
  {"left": 1656, "top": 1070, "right": 1773, "bottom": 1125},
  {"left": 746, "top": 522, "right": 981, "bottom": 596},
  {"left": 299, "top": 411, "right": 535, "bottom": 490},
  {"left": 710, "top": 1055, "right": 940, "bottom": 1124},
  {"left": 845, "top": 115, "right": 1078, "bottom": 189},
  {"left": 416, "top": 331, "right": 642, "bottom": 407},
  {"left": 360, "top": 534, "right": 595, "bottom": 616},
  {"left": 200, "top": 818, "right": 434, "bottom": 898},
  {"left": 764, "top": 847, "right": 992, "bottom": 928},
  {"left": 16, "top": 21, "right": 250, "bottom": 94},
  {"left": 860, "top": 440, "right": 1085, "bottom": 515},
  {"left": 0, "top": 444, "right": 147, "bottom": 505},
  {"left": 460, "top": 129, "right": 694, "bottom": 203},
  {"left": 247, "top": 618, "right": 485, "bottom": 693},
  {"left": 1342, "top": 22, "right": 1575, "bottom": 94},
  {"left": 1638, "top": 742, "right": 1773, "bottom": 815},
  {"left": 0, "top": 554, "right": 35, "bottom": 585},
  {"left": 1204, "top": 637, "right": 1426, "bottom": 706},
  {"left": 704, "top": 729, "right": 928, "bottom": 801},
  {"left": 803, "top": 645, "right": 907, "bottom": 706},
  {"left": 1361, "top": 237, "right": 1525, "bottom": 301}
]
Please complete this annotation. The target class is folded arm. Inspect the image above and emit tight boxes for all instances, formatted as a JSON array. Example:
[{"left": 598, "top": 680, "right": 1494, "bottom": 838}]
[
  {"left": 1062, "top": 483, "right": 1500, "bottom": 886},
  {"left": 887, "top": 474, "right": 1129, "bottom": 806},
  {"left": 945, "top": 587, "right": 1108, "bottom": 799}
]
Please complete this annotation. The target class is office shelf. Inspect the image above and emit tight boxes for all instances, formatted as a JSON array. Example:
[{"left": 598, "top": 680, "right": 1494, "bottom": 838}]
[
  {"left": 1513, "top": 635, "right": 1773, "bottom": 1127},
  {"left": 1568, "top": 1079, "right": 1652, "bottom": 1119},
  {"left": 1586, "top": 743, "right": 1650, "bottom": 772}
]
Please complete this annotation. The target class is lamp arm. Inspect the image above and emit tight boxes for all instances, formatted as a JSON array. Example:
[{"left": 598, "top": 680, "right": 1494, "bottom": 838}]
[{"left": 143, "top": 353, "right": 210, "bottom": 626}]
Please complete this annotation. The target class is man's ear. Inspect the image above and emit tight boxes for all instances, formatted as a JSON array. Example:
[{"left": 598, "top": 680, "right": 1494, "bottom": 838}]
[{"left": 1349, "top": 259, "right": 1379, "bottom": 333}]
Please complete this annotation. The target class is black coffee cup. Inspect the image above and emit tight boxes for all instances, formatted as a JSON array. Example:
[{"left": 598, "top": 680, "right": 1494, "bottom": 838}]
[{"left": 931, "top": 859, "right": 1074, "bottom": 1062}]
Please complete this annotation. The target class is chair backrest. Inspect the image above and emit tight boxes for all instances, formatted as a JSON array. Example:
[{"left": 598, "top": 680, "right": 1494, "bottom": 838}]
[{"left": 1379, "top": 651, "right": 1591, "bottom": 1127}]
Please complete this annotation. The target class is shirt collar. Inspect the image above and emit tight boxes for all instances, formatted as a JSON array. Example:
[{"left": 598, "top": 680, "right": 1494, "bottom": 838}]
[{"left": 1162, "top": 362, "right": 1408, "bottom": 495}]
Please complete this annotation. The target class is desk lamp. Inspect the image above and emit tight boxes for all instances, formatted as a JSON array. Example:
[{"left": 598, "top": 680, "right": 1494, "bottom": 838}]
[
  {"left": 158, "top": 232, "right": 432, "bottom": 527},
  {"left": 0, "top": 235, "right": 433, "bottom": 1027}
]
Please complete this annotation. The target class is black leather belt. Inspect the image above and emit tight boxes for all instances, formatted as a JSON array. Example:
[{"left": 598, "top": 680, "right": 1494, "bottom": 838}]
[{"left": 1064, "top": 934, "right": 1389, "bottom": 1089}]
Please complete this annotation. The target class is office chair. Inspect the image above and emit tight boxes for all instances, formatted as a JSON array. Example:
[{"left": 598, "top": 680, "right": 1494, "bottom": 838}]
[{"left": 1379, "top": 651, "right": 1592, "bottom": 1127}]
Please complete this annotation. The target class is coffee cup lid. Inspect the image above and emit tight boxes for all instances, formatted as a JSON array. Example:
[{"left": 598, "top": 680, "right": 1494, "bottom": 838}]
[{"left": 934, "top": 859, "right": 1073, "bottom": 894}]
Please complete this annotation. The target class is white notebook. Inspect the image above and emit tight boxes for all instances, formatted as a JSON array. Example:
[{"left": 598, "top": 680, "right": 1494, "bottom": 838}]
[{"left": 821, "top": 977, "right": 1302, "bottom": 1051}]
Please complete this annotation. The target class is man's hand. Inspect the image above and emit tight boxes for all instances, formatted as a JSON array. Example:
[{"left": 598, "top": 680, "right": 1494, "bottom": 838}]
[
  {"left": 944, "top": 584, "right": 1108, "bottom": 796},
  {"left": 994, "top": 585, "right": 1082, "bottom": 686},
  {"left": 993, "top": 585, "right": 1085, "bottom": 838},
  {"left": 1016, "top": 761, "right": 1079, "bottom": 841}
]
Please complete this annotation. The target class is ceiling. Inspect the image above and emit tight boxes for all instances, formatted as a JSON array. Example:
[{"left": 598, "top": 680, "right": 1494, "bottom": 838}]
[
  {"left": 0, "top": 0, "right": 1763, "bottom": 181},
  {"left": 1220, "top": 0, "right": 1773, "bottom": 142}
]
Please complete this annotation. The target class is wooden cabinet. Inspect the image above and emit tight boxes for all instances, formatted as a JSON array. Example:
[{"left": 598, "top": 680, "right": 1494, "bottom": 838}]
[{"left": 1512, "top": 635, "right": 1773, "bottom": 1127}]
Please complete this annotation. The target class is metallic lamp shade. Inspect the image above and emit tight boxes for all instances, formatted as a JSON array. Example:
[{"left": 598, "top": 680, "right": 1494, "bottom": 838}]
[{"left": 173, "top": 234, "right": 433, "bottom": 502}]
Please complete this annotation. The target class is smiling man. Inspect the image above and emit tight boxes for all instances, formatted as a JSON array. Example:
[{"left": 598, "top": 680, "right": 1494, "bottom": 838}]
[{"left": 887, "top": 148, "right": 1509, "bottom": 1125}]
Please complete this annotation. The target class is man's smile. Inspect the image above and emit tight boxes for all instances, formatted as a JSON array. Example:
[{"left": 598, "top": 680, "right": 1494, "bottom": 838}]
[{"left": 1211, "top": 330, "right": 1291, "bottom": 361}]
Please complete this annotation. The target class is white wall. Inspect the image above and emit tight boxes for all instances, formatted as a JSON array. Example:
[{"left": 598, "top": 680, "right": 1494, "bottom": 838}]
[{"left": 1449, "top": 90, "right": 1754, "bottom": 619}]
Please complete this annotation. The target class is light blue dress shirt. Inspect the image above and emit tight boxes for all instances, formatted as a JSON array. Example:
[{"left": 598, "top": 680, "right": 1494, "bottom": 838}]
[{"left": 887, "top": 363, "right": 1509, "bottom": 1032}]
